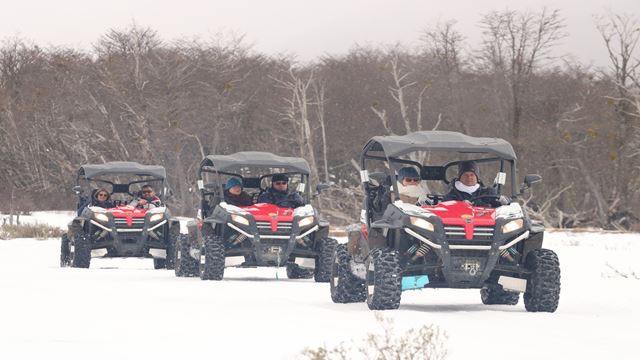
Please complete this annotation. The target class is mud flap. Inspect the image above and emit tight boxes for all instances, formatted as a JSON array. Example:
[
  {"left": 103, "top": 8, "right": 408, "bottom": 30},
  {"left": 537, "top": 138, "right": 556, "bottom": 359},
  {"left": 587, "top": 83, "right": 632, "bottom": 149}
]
[{"left": 401, "top": 275, "right": 429, "bottom": 291}]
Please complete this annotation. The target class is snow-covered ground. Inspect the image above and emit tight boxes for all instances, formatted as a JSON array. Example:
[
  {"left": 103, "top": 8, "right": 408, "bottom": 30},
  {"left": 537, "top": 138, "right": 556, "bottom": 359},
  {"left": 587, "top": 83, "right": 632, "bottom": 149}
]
[{"left": 0, "top": 212, "right": 638, "bottom": 359}]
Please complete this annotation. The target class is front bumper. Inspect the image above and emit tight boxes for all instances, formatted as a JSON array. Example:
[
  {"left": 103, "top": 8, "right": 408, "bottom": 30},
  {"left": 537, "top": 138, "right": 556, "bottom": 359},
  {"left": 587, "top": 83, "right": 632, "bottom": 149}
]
[{"left": 88, "top": 219, "right": 169, "bottom": 258}]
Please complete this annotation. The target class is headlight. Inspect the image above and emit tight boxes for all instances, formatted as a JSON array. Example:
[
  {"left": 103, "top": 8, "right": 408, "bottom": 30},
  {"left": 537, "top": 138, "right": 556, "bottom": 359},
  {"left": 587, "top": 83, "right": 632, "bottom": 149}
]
[
  {"left": 502, "top": 219, "right": 524, "bottom": 233},
  {"left": 94, "top": 213, "right": 109, "bottom": 223},
  {"left": 149, "top": 213, "right": 164, "bottom": 222},
  {"left": 231, "top": 214, "right": 250, "bottom": 226},
  {"left": 293, "top": 204, "right": 315, "bottom": 217},
  {"left": 410, "top": 217, "right": 434, "bottom": 232},
  {"left": 298, "top": 216, "right": 315, "bottom": 228}
]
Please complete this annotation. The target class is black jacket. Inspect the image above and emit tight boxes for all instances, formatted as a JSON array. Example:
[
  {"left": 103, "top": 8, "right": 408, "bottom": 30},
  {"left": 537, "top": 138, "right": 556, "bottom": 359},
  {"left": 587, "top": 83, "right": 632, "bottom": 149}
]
[
  {"left": 256, "top": 188, "right": 304, "bottom": 208},
  {"left": 224, "top": 190, "right": 253, "bottom": 207},
  {"left": 443, "top": 180, "right": 498, "bottom": 205}
]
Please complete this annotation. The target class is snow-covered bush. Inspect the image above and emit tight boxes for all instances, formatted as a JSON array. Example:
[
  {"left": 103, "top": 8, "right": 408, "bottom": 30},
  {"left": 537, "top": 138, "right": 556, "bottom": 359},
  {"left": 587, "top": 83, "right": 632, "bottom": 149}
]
[{"left": 300, "top": 313, "right": 447, "bottom": 360}]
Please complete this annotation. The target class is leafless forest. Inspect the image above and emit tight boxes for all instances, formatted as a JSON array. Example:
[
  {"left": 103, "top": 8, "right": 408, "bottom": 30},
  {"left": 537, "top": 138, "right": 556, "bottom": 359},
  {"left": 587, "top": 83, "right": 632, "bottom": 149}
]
[{"left": 1, "top": 9, "right": 638, "bottom": 230}]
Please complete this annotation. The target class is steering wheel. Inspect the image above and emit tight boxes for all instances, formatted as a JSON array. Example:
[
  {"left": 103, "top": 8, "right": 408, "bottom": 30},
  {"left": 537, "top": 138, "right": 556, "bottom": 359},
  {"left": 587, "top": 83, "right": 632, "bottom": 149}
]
[{"left": 468, "top": 194, "right": 501, "bottom": 206}]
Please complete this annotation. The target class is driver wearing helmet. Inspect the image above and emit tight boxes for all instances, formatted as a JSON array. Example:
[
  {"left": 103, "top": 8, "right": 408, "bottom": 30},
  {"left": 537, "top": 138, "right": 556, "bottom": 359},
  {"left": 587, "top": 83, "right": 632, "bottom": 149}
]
[{"left": 443, "top": 161, "right": 509, "bottom": 206}]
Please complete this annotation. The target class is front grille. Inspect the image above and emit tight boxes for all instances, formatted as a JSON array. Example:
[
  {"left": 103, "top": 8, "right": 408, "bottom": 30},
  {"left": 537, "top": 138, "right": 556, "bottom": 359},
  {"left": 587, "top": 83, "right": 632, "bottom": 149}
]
[
  {"left": 444, "top": 226, "right": 494, "bottom": 240},
  {"left": 255, "top": 221, "right": 293, "bottom": 236},
  {"left": 114, "top": 218, "right": 145, "bottom": 231}
]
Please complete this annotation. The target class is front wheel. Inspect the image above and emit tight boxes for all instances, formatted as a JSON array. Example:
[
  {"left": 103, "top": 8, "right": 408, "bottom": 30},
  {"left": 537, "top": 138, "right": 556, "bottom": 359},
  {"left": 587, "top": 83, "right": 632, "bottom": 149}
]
[
  {"left": 314, "top": 237, "right": 338, "bottom": 282},
  {"left": 71, "top": 233, "right": 91, "bottom": 269},
  {"left": 524, "top": 249, "right": 561, "bottom": 312},
  {"left": 330, "top": 244, "right": 366, "bottom": 303},
  {"left": 174, "top": 234, "right": 199, "bottom": 277},
  {"left": 365, "top": 248, "right": 402, "bottom": 310},
  {"left": 200, "top": 234, "right": 225, "bottom": 280},
  {"left": 60, "top": 233, "right": 71, "bottom": 267}
]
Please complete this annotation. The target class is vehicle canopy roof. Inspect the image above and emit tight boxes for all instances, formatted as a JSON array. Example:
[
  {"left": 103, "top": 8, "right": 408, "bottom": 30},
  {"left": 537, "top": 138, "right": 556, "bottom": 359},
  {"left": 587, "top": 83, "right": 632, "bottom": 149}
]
[
  {"left": 363, "top": 131, "right": 517, "bottom": 161},
  {"left": 78, "top": 162, "right": 167, "bottom": 180},
  {"left": 200, "top": 151, "right": 311, "bottom": 175}
]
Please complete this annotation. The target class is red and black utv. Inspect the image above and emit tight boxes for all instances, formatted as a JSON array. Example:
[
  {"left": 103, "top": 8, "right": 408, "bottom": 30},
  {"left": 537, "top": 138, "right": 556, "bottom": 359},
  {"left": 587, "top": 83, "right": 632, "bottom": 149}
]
[
  {"left": 330, "top": 131, "right": 560, "bottom": 312},
  {"left": 60, "top": 162, "right": 178, "bottom": 269},
  {"left": 174, "top": 152, "right": 336, "bottom": 281}
]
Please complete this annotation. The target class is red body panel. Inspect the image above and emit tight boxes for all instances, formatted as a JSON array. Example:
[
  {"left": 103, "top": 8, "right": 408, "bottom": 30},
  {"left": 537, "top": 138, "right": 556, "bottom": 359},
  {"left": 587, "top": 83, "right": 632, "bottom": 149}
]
[
  {"left": 240, "top": 203, "right": 295, "bottom": 232},
  {"left": 107, "top": 205, "right": 149, "bottom": 226},
  {"left": 423, "top": 201, "right": 496, "bottom": 240}
]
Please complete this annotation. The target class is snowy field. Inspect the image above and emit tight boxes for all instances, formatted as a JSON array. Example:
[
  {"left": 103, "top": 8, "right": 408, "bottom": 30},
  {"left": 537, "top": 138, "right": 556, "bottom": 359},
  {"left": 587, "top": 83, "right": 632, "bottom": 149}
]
[{"left": 1, "top": 212, "right": 639, "bottom": 359}]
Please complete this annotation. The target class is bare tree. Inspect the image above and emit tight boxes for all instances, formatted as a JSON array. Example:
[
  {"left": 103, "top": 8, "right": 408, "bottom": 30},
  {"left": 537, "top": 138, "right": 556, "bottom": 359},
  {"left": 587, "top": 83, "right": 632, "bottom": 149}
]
[{"left": 479, "top": 8, "right": 566, "bottom": 141}]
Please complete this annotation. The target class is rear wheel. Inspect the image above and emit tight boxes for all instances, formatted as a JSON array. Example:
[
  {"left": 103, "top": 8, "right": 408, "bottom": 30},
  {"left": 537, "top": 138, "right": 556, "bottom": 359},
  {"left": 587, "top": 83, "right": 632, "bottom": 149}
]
[
  {"left": 71, "top": 233, "right": 91, "bottom": 269},
  {"left": 365, "top": 248, "right": 401, "bottom": 310},
  {"left": 286, "top": 262, "right": 314, "bottom": 279},
  {"left": 60, "top": 233, "right": 71, "bottom": 267},
  {"left": 164, "top": 225, "right": 177, "bottom": 270},
  {"left": 330, "top": 244, "right": 366, "bottom": 303},
  {"left": 314, "top": 237, "right": 338, "bottom": 282},
  {"left": 481, "top": 285, "right": 519, "bottom": 305},
  {"left": 174, "top": 234, "right": 199, "bottom": 277},
  {"left": 524, "top": 249, "right": 561, "bottom": 312},
  {"left": 200, "top": 234, "right": 225, "bottom": 280},
  {"left": 153, "top": 259, "right": 166, "bottom": 269}
]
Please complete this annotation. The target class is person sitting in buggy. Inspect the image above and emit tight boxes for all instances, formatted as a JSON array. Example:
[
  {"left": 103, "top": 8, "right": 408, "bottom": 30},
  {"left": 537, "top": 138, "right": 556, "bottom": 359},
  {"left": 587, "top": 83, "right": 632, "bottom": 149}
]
[
  {"left": 256, "top": 173, "right": 304, "bottom": 208},
  {"left": 130, "top": 184, "right": 162, "bottom": 208},
  {"left": 443, "top": 160, "right": 509, "bottom": 206},
  {"left": 223, "top": 177, "right": 253, "bottom": 207},
  {"left": 396, "top": 167, "right": 431, "bottom": 206},
  {"left": 93, "top": 187, "right": 114, "bottom": 209}
]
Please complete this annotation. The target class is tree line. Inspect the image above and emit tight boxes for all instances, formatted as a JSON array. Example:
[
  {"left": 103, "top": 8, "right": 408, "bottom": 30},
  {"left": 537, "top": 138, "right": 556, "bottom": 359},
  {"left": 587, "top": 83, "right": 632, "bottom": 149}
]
[{"left": 1, "top": 9, "right": 638, "bottom": 230}]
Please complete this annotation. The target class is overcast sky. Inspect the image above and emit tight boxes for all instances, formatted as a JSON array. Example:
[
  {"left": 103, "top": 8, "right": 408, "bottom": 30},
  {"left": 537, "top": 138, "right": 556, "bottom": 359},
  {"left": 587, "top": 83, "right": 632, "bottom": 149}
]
[{"left": 1, "top": 0, "right": 638, "bottom": 67}]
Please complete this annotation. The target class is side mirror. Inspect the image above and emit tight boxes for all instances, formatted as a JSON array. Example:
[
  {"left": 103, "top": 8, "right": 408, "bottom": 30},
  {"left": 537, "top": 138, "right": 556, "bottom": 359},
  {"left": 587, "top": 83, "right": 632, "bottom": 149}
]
[
  {"left": 72, "top": 185, "right": 81, "bottom": 195},
  {"left": 520, "top": 174, "right": 542, "bottom": 193},
  {"left": 316, "top": 182, "right": 334, "bottom": 193}
]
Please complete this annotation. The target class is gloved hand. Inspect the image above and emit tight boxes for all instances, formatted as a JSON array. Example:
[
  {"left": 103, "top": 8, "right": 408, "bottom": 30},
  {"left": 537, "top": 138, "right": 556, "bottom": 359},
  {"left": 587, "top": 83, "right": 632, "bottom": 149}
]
[
  {"left": 417, "top": 194, "right": 433, "bottom": 206},
  {"left": 498, "top": 195, "right": 511, "bottom": 205}
]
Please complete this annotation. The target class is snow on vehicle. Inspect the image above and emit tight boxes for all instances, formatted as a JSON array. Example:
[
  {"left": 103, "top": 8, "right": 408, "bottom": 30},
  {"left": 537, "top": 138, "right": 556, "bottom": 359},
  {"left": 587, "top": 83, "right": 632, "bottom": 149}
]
[
  {"left": 60, "top": 162, "right": 178, "bottom": 269},
  {"left": 330, "top": 131, "right": 561, "bottom": 312},
  {"left": 174, "top": 151, "right": 336, "bottom": 281}
]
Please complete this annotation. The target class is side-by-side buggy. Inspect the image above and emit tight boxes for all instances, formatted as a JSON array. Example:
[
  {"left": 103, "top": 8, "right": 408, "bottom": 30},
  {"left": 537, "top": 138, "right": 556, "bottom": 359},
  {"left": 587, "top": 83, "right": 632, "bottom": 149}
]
[
  {"left": 60, "top": 162, "right": 178, "bottom": 269},
  {"left": 330, "top": 131, "right": 561, "bottom": 312},
  {"left": 174, "top": 152, "right": 336, "bottom": 281}
]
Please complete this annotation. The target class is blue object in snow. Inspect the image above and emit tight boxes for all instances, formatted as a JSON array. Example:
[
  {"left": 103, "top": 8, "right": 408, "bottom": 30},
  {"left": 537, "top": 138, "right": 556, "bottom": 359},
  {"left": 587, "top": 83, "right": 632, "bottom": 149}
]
[{"left": 401, "top": 275, "right": 429, "bottom": 291}]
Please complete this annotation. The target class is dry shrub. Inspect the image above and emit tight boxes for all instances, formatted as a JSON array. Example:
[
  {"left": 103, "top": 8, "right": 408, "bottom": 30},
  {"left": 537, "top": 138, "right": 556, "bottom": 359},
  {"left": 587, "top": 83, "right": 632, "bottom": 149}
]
[
  {"left": 0, "top": 223, "right": 65, "bottom": 240},
  {"left": 301, "top": 313, "right": 447, "bottom": 360}
]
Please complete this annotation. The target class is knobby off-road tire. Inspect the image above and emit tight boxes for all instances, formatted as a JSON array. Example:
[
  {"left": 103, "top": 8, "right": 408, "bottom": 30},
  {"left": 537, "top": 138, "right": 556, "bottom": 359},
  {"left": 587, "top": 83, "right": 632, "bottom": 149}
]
[
  {"left": 71, "top": 233, "right": 91, "bottom": 269},
  {"left": 286, "top": 262, "right": 314, "bottom": 279},
  {"left": 365, "top": 248, "right": 402, "bottom": 310},
  {"left": 200, "top": 234, "right": 225, "bottom": 280},
  {"left": 164, "top": 225, "right": 177, "bottom": 270},
  {"left": 524, "top": 248, "right": 561, "bottom": 312},
  {"left": 174, "top": 234, "right": 199, "bottom": 277},
  {"left": 330, "top": 244, "right": 366, "bottom": 303},
  {"left": 314, "top": 237, "right": 338, "bottom": 283},
  {"left": 60, "top": 233, "right": 71, "bottom": 267},
  {"left": 481, "top": 286, "right": 520, "bottom": 305}
]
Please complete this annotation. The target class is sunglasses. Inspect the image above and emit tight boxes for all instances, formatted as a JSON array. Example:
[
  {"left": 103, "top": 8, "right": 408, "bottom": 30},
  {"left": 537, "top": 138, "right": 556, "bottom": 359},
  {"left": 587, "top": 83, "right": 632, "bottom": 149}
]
[
  {"left": 404, "top": 178, "right": 421, "bottom": 183},
  {"left": 273, "top": 181, "right": 288, "bottom": 185},
  {"left": 97, "top": 193, "right": 108, "bottom": 197},
  {"left": 142, "top": 190, "right": 153, "bottom": 194}
]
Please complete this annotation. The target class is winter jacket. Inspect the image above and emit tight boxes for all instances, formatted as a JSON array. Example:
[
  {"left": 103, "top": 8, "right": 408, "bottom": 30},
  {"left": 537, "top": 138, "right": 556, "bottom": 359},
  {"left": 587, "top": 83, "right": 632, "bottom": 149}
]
[
  {"left": 256, "top": 187, "right": 304, "bottom": 208},
  {"left": 131, "top": 195, "right": 162, "bottom": 208},
  {"left": 224, "top": 190, "right": 253, "bottom": 207},
  {"left": 443, "top": 180, "right": 498, "bottom": 205},
  {"left": 93, "top": 200, "right": 115, "bottom": 209}
]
